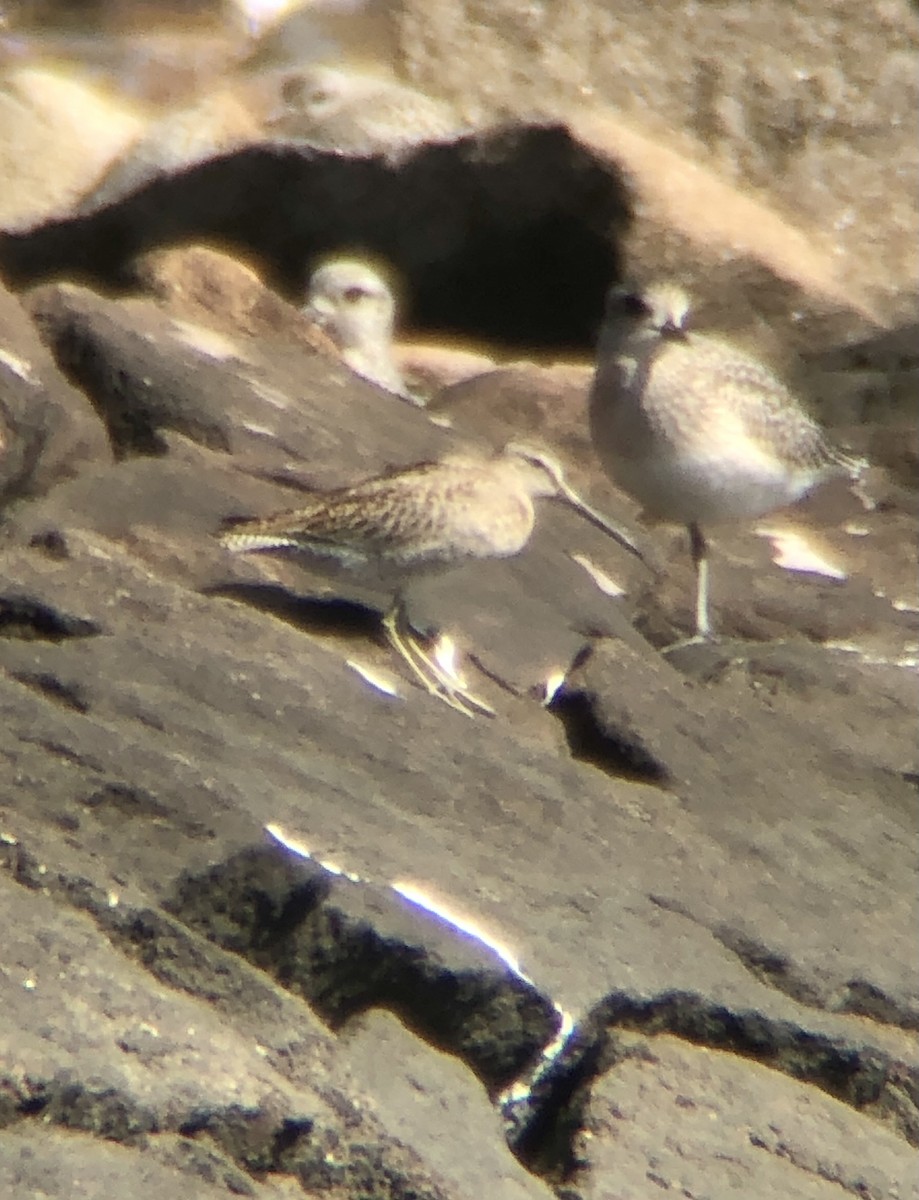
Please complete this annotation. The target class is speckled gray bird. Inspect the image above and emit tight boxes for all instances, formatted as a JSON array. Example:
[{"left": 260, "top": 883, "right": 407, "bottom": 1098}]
[
  {"left": 219, "top": 443, "right": 647, "bottom": 714},
  {"left": 303, "top": 256, "right": 418, "bottom": 403},
  {"left": 266, "top": 64, "right": 464, "bottom": 159},
  {"left": 588, "top": 281, "right": 864, "bottom": 640}
]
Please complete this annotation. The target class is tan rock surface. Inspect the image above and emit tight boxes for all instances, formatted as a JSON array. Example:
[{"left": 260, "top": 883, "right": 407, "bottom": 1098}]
[
  {"left": 393, "top": 0, "right": 919, "bottom": 320},
  {"left": 0, "top": 65, "right": 143, "bottom": 230}
]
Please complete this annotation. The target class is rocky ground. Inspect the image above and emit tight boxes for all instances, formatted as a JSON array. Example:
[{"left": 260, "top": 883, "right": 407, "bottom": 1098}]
[{"left": 0, "top": 2, "right": 917, "bottom": 1198}]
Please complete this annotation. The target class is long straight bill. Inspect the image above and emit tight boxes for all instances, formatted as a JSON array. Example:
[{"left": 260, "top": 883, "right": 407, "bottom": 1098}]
[{"left": 557, "top": 481, "right": 650, "bottom": 568}]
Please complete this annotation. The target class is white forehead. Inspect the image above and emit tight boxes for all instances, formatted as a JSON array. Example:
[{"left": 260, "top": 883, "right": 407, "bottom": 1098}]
[
  {"left": 643, "top": 281, "right": 691, "bottom": 330},
  {"left": 309, "top": 258, "right": 392, "bottom": 300}
]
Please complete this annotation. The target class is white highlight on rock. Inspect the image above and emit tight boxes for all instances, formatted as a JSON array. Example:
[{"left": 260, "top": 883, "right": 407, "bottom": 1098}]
[
  {"left": 267, "top": 824, "right": 532, "bottom": 982},
  {"left": 756, "top": 527, "right": 847, "bottom": 579},
  {"left": 265, "top": 822, "right": 313, "bottom": 859},
  {"left": 169, "top": 319, "right": 247, "bottom": 363},
  {"left": 542, "top": 670, "right": 567, "bottom": 707},
  {"left": 345, "top": 659, "right": 402, "bottom": 698},
  {"left": 265, "top": 822, "right": 363, "bottom": 881},
  {"left": 266, "top": 820, "right": 576, "bottom": 1102},
  {"left": 239, "top": 421, "right": 279, "bottom": 439},
  {"left": 826, "top": 642, "right": 919, "bottom": 670},
  {"left": 244, "top": 377, "right": 291, "bottom": 409},
  {"left": 569, "top": 552, "right": 627, "bottom": 597},
  {"left": 232, "top": 0, "right": 301, "bottom": 35},
  {"left": 499, "top": 1006, "right": 576, "bottom": 1106},
  {"left": 426, "top": 412, "right": 454, "bottom": 429},
  {"left": 0, "top": 347, "right": 38, "bottom": 384},
  {"left": 392, "top": 880, "right": 529, "bottom": 982}
]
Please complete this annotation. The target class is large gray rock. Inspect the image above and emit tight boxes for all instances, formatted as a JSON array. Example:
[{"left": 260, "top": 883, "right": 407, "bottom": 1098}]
[
  {"left": 393, "top": 0, "right": 919, "bottom": 322},
  {"left": 0, "top": 261, "right": 915, "bottom": 1196},
  {"left": 0, "top": 280, "right": 110, "bottom": 504}
]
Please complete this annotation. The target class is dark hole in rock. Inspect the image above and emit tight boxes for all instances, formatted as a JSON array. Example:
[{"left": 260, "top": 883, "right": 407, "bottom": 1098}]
[
  {"left": 29, "top": 529, "right": 70, "bottom": 559},
  {"left": 82, "top": 783, "right": 170, "bottom": 820},
  {"left": 549, "top": 688, "right": 670, "bottom": 786},
  {"left": 0, "top": 596, "right": 101, "bottom": 641},
  {"left": 271, "top": 1116, "right": 316, "bottom": 1162},
  {"left": 509, "top": 1035, "right": 606, "bottom": 1179},
  {"left": 10, "top": 671, "right": 90, "bottom": 713},
  {"left": 17, "top": 1095, "right": 50, "bottom": 1117},
  {"left": 0, "top": 128, "right": 631, "bottom": 354}
]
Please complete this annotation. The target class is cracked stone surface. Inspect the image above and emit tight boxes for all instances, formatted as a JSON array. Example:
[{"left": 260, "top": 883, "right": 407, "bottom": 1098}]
[
  {"left": 0, "top": 17, "right": 917, "bottom": 1191},
  {"left": 568, "top": 1033, "right": 916, "bottom": 1199},
  {"left": 0, "top": 251, "right": 915, "bottom": 1196}
]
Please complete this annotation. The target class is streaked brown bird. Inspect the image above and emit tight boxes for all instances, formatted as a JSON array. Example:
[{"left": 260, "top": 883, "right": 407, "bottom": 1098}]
[{"left": 218, "top": 443, "right": 647, "bottom": 714}]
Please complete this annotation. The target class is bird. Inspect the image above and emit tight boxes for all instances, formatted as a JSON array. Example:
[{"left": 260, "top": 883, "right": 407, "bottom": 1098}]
[
  {"left": 218, "top": 443, "right": 648, "bottom": 715},
  {"left": 303, "top": 256, "right": 419, "bottom": 403},
  {"left": 264, "top": 64, "right": 465, "bottom": 160},
  {"left": 588, "top": 280, "right": 865, "bottom": 641}
]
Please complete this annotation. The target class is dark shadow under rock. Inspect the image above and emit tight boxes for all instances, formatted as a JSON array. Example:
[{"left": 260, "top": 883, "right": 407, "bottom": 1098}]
[{"left": 1, "top": 126, "right": 631, "bottom": 353}]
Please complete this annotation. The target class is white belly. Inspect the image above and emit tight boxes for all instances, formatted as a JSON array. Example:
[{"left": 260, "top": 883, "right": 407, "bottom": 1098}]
[{"left": 600, "top": 443, "right": 819, "bottom": 526}]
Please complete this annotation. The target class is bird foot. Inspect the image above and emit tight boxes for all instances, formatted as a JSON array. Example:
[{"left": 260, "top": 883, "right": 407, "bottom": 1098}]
[
  {"left": 382, "top": 611, "right": 496, "bottom": 718},
  {"left": 660, "top": 630, "right": 716, "bottom": 656},
  {"left": 417, "top": 635, "right": 497, "bottom": 717}
]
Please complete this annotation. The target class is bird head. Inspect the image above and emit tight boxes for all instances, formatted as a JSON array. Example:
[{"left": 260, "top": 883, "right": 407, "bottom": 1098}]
[
  {"left": 303, "top": 256, "right": 398, "bottom": 352},
  {"left": 600, "top": 280, "right": 692, "bottom": 346},
  {"left": 502, "top": 442, "right": 649, "bottom": 565}
]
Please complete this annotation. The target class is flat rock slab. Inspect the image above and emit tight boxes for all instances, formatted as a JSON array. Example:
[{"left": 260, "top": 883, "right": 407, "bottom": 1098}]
[
  {"left": 571, "top": 1032, "right": 917, "bottom": 1200},
  {"left": 0, "top": 265, "right": 915, "bottom": 1196}
]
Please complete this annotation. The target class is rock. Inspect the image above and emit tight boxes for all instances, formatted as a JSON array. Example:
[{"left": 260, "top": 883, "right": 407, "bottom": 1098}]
[
  {"left": 0, "top": 10, "right": 916, "bottom": 1194},
  {"left": 394, "top": 0, "right": 919, "bottom": 321},
  {"left": 0, "top": 1127, "right": 248, "bottom": 1200},
  {"left": 0, "top": 279, "right": 111, "bottom": 503},
  {"left": 334, "top": 1010, "right": 556, "bottom": 1199},
  {"left": 25, "top": 277, "right": 444, "bottom": 472},
  {"left": 0, "top": 297, "right": 915, "bottom": 1194},
  {"left": 395, "top": 339, "right": 497, "bottom": 397},
  {"left": 430, "top": 362, "right": 596, "bottom": 482},
  {"left": 0, "top": 874, "right": 469, "bottom": 1198},
  {"left": 75, "top": 89, "right": 261, "bottom": 217},
  {"left": 0, "top": 65, "right": 144, "bottom": 232},
  {"left": 556, "top": 1032, "right": 918, "bottom": 1199},
  {"left": 128, "top": 241, "right": 326, "bottom": 345}
]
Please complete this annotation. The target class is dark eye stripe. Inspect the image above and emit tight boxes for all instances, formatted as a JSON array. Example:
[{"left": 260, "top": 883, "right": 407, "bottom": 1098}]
[
  {"left": 343, "top": 287, "right": 367, "bottom": 303},
  {"left": 606, "top": 287, "right": 651, "bottom": 319},
  {"left": 622, "top": 292, "right": 651, "bottom": 316}
]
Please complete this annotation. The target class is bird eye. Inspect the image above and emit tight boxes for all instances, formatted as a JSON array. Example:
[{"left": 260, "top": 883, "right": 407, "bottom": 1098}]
[
  {"left": 605, "top": 285, "right": 651, "bottom": 319},
  {"left": 343, "top": 286, "right": 366, "bottom": 303},
  {"left": 622, "top": 292, "right": 651, "bottom": 316},
  {"left": 279, "top": 76, "right": 304, "bottom": 103}
]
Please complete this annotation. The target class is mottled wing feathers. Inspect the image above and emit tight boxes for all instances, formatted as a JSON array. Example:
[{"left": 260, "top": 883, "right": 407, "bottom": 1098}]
[
  {"left": 650, "top": 335, "right": 860, "bottom": 475},
  {"left": 217, "top": 460, "right": 531, "bottom": 569}
]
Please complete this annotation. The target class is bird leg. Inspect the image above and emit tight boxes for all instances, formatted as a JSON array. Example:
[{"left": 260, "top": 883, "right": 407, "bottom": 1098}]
[
  {"left": 382, "top": 600, "right": 495, "bottom": 717},
  {"left": 689, "top": 521, "right": 712, "bottom": 640},
  {"left": 660, "top": 523, "right": 716, "bottom": 656}
]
